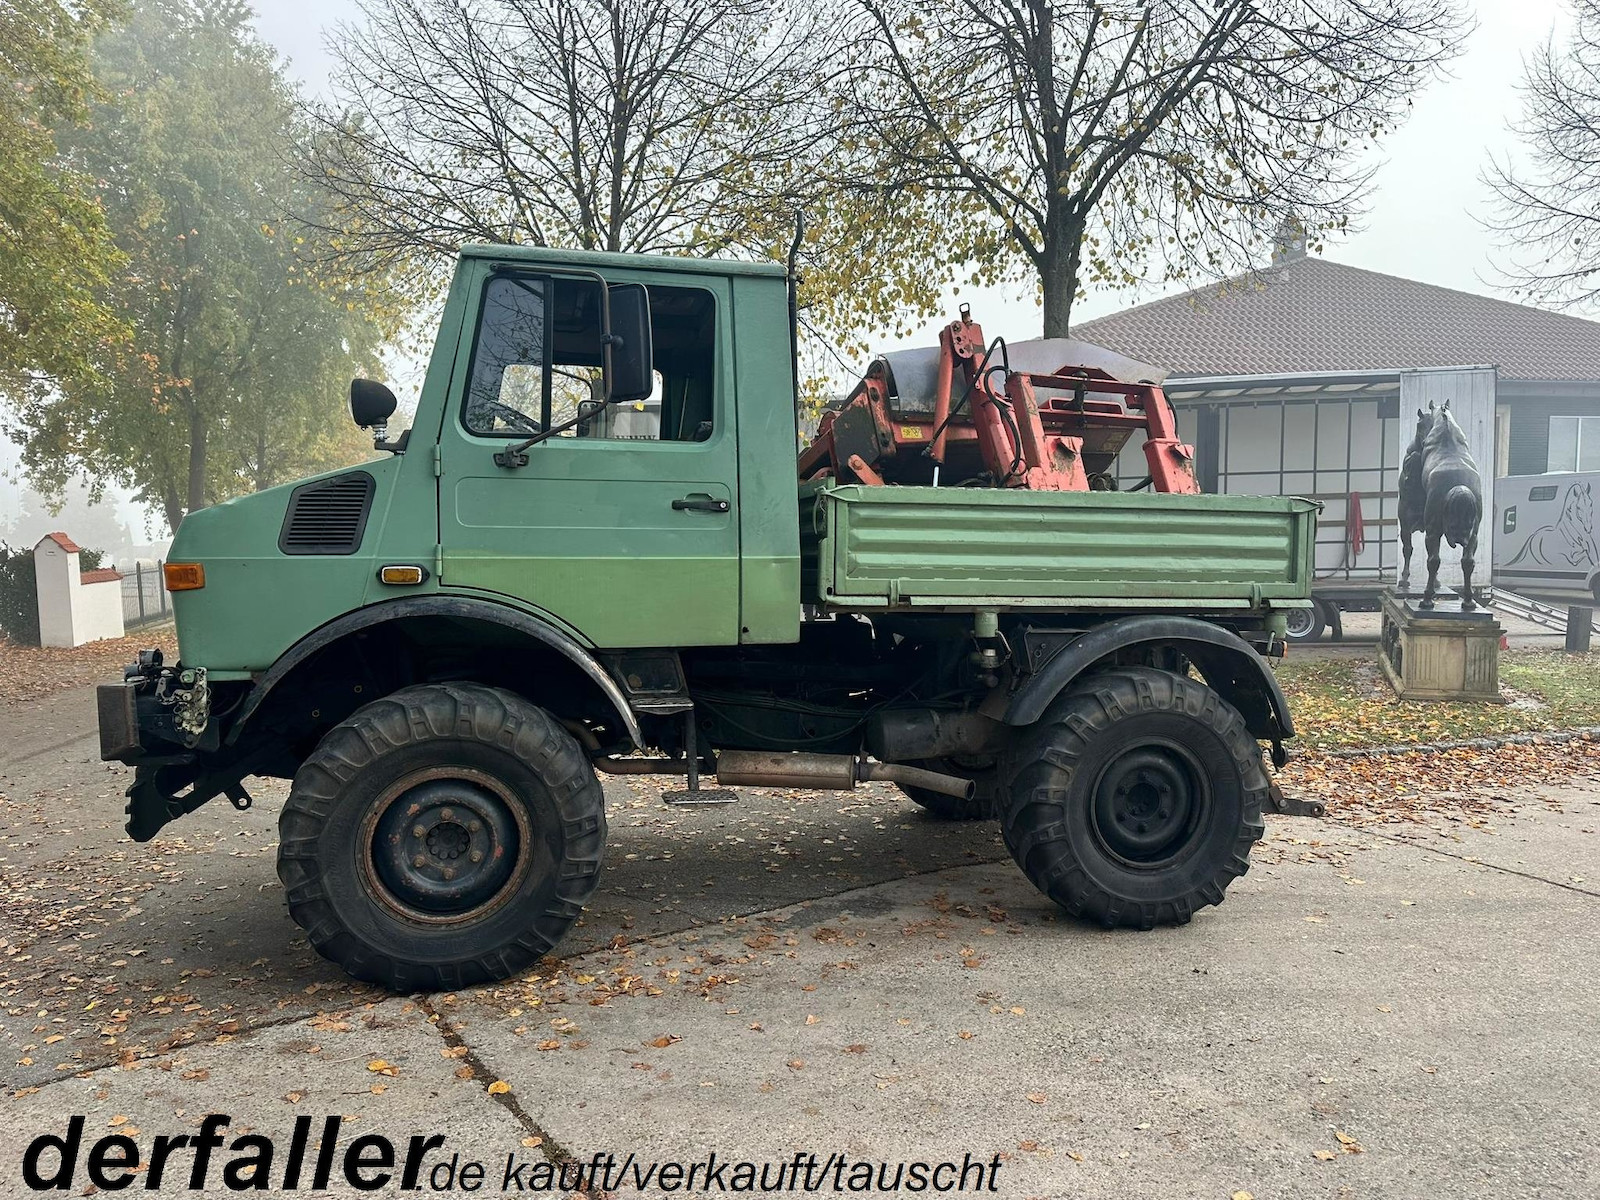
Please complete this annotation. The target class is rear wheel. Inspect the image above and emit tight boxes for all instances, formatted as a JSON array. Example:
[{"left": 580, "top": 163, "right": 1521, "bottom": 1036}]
[
  {"left": 1283, "top": 601, "right": 1326, "bottom": 643},
  {"left": 998, "top": 667, "right": 1265, "bottom": 929},
  {"left": 277, "top": 684, "right": 605, "bottom": 990}
]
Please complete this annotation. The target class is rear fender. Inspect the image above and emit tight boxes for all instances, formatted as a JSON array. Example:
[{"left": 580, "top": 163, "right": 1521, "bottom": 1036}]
[{"left": 1003, "top": 615, "right": 1294, "bottom": 758}]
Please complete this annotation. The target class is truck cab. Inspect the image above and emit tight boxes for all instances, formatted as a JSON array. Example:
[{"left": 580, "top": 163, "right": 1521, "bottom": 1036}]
[{"left": 101, "top": 244, "right": 1315, "bottom": 991}]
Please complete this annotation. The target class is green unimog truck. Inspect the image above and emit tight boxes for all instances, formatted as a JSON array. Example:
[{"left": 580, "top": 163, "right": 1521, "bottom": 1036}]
[{"left": 98, "top": 244, "right": 1317, "bottom": 990}]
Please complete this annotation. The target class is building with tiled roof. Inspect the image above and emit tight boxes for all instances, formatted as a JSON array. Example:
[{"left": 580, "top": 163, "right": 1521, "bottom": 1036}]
[
  {"left": 1077, "top": 245, "right": 1600, "bottom": 478},
  {"left": 1075, "top": 252, "right": 1600, "bottom": 382}
]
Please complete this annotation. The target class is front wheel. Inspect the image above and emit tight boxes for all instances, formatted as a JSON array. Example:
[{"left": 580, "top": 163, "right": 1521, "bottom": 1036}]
[
  {"left": 277, "top": 684, "right": 605, "bottom": 990},
  {"left": 998, "top": 667, "right": 1266, "bottom": 929}
]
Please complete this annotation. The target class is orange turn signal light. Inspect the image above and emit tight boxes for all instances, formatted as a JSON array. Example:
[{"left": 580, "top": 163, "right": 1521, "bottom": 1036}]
[
  {"left": 163, "top": 562, "right": 205, "bottom": 592},
  {"left": 378, "top": 564, "right": 427, "bottom": 586}
]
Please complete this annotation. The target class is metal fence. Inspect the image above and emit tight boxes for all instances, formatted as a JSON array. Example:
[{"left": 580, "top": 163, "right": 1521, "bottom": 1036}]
[{"left": 119, "top": 560, "right": 169, "bottom": 628}]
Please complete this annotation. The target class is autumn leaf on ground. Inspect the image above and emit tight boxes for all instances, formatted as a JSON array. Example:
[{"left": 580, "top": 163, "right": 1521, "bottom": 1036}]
[
  {"left": 1334, "top": 1131, "right": 1364, "bottom": 1154},
  {"left": 649, "top": 1035, "right": 681, "bottom": 1048},
  {"left": 487, "top": 1080, "right": 511, "bottom": 1095},
  {"left": 1026, "top": 1092, "right": 1047, "bottom": 1104},
  {"left": 366, "top": 1059, "right": 399, "bottom": 1076},
  {"left": 786, "top": 1059, "right": 805, "bottom": 1070},
  {"left": 842, "top": 1044, "right": 868, "bottom": 1054}
]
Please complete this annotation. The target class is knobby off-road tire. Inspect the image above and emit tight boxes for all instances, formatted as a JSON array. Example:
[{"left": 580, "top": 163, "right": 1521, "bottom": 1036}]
[
  {"left": 999, "top": 667, "right": 1266, "bottom": 929},
  {"left": 277, "top": 684, "right": 605, "bottom": 990}
]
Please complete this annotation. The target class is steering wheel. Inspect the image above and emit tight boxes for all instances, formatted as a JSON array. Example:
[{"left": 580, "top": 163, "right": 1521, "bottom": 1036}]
[{"left": 481, "top": 399, "right": 541, "bottom": 435}]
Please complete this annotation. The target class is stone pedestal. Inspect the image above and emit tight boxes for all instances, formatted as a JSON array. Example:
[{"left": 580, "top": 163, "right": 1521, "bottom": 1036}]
[{"left": 1379, "top": 590, "right": 1503, "bottom": 702}]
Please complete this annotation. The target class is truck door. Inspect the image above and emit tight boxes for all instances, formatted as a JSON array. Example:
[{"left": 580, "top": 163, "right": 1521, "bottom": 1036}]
[{"left": 437, "top": 269, "right": 741, "bottom": 647}]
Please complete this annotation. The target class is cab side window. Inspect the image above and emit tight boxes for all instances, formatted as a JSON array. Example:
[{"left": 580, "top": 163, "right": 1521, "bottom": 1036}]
[{"left": 463, "top": 274, "right": 717, "bottom": 443}]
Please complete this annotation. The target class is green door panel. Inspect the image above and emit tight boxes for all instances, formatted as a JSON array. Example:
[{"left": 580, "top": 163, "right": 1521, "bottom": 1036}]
[
  {"left": 437, "top": 261, "right": 743, "bottom": 648},
  {"left": 446, "top": 473, "right": 738, "bottom": 646}
]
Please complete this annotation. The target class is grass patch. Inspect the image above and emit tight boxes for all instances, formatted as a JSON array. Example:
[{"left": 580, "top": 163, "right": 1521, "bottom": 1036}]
[{"left": 1275, "top": 650, "right": 1600, "bottom": 752}]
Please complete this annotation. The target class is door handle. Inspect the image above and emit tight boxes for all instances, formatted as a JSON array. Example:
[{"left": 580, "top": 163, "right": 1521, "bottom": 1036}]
[{"left": 672, "top": 495, "right": 730, "bottom": 514}]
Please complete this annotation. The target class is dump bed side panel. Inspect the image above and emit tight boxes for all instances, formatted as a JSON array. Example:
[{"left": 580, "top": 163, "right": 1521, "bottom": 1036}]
[{"left": 801, "top": 484, "right": 1317, "bottom": 610}]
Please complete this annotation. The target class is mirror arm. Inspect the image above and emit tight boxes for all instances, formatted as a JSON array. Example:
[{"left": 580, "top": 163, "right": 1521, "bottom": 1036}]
[
  {"left": 493, "top": 400, "right": 610, "bottom": 468},
  {"left": 368, "top": 420, "right": 407, "bottom": 455}
]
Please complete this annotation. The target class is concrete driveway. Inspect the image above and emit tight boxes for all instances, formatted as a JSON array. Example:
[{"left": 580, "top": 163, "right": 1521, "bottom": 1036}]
[{"left": 2, "top": 683, "right": 1596, "bottom": 1198}]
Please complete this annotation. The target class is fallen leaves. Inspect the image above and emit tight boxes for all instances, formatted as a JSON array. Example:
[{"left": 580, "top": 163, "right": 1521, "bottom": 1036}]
[
  {"left": 1334, "top": 1130, "right": 1364, "bottom": 1154},
  {"left": 648, "top": 1034, "right": 681, "bottom": 1049},
  {"left": 487, "top": 1080, "right": 511, "bottom": 1095},
  {"left": 1026, "top": 1092, "right": 1047, "bottom": 1105},
  {"left": 366, "top": 1059, "right": 399, "bottom": 1077},
  {"left": 0, "top": 631, "right": 177, "bottom": 705}
]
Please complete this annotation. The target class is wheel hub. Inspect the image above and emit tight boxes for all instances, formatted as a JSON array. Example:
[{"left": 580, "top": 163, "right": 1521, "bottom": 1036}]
[
  {"left": 370, "top": 779, "right": 521, "bottom": 916},
  {"left": 1092, "top": 747, "right": 1199, "bottom": 865}
]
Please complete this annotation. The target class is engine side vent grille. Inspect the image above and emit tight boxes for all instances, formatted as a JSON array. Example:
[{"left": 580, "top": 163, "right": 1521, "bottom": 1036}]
[{"left": 279, "top": 472, "right": 375, "bottom": 555}]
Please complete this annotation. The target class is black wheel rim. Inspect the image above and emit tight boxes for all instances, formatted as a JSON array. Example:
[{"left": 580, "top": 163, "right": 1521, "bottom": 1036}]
[
  {"left": 362, "top": 769, "right": 530, "bottom": 922},
  {"left": 1089, "top": 742, "right": 1208, "bottom": 868}
]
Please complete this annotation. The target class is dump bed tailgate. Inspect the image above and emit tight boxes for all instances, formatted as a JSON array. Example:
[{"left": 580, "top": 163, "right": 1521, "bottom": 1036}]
[{"left": 800, "top": 483, "right": 1318, "bottom": 610}]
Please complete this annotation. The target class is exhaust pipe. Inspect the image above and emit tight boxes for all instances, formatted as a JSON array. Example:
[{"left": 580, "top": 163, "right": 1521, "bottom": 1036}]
[{"left": 714, "top": 751, "right": 974, "bottom": 800}]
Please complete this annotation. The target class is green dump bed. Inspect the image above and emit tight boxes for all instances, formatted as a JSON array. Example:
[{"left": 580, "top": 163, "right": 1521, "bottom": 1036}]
[{"left": 799, "top": 483, "right": 1318, "bottom": 612}]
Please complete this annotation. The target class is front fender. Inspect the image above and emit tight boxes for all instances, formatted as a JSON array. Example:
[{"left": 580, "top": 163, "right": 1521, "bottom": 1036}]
[
  {"left": 227, "top": 595, "right": 642, "bottom": 749},
  {"left": 1003, "top": 615, "right": 1294, "bottom": 750}
]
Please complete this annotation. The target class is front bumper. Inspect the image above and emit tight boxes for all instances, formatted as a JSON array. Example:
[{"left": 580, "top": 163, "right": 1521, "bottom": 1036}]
[
  {"left": 97, "top": 681, "right": 143, "bottom": 762},
  {"left": 100, "top": 658, "right": 243, "bottom": 842},
  {"left": 97, "top": 656, "right": 217, "bottom": 766}
]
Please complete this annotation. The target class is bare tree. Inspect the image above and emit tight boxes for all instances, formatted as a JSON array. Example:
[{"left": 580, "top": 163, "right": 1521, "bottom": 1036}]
[
  {"left": 830, "top": 0, "right": 1468, "bottom": 336},
  {"left": 1489, "top": 2, "right": 1600, "bottom": 308},
  {"left": 307, "top": 0, "right": 828, "bottom": 274}
]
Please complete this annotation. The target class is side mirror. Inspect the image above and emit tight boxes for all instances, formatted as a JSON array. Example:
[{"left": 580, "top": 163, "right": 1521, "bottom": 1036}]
[
  {"left": 606, "top": 284, "right": 653, "bottom": 403},
  {"left": 350, "top": 378, "right": 398, "bottom": 429}
]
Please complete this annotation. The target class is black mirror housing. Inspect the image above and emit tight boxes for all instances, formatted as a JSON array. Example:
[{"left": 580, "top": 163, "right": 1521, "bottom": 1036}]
[
  {"left": 606, "top": 284, "right": 653, "bottom": 403},
  {"left": 350, "top": 378, "right": 398, "bottom": 429}
]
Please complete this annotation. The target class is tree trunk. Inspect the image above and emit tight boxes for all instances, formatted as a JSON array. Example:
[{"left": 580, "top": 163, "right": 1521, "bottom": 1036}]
[
  {"left": 1040, "top": 225, "right": 1082, "bottom": 339},
  {"left": 185, "top": 405, "right": 208, "bottom": 521},
  {"left": 160, "top": 486, "right": 184, "bottom": 538}
]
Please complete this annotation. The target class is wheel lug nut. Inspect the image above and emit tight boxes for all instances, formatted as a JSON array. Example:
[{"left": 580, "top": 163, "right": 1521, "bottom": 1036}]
[
  {"left": 413, "top": 854, "right": 426, "bottom": 868},
  {"left": 1137, "top": 822, "right": 1148, "bottom": 833},
  {"left": 442, "top": 867, "right": 456, "bottom": 880},
  {"left": 412, "top": 825, "right": 426, "bottom": 838},
  {"left": 468, "top": 820, "right": 481, "bottom": 833},
  {"left": 469, "top": 850, "right": 483, "bottom": 863},
  {"left": 440, "top": 807, "right": 454, "bottom": 821}
]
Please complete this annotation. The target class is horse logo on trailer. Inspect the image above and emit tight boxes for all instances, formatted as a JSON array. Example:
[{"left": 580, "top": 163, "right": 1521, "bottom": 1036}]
[{"left": 1505, "top": 481, "right": 1600, "bottom": 571}]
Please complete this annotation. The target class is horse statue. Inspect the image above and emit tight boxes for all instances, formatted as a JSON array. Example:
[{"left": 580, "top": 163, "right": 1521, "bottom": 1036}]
[
  {"left": 1396, "top": 403, "right": 1435, "bottom": 591},
  {"left": 1397, "top": 400, "right": 1483, "bottom": 610}
]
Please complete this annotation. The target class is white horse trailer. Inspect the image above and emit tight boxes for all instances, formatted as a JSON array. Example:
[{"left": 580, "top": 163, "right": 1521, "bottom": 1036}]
[
  {"left": 1493, "top": 471, "right": 1600, "bottom": 606},
  {"left": 1117, "top": 365, "right": 1499, "bottom": 640}
]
